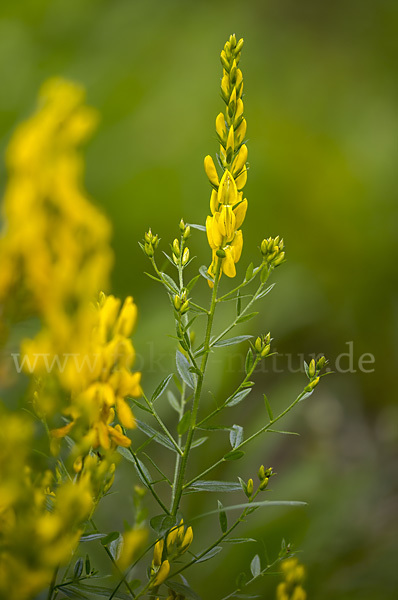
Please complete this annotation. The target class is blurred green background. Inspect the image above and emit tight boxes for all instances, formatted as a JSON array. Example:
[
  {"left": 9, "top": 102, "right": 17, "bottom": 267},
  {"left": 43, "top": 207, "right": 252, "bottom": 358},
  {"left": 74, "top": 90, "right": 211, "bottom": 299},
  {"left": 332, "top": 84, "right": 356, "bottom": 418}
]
[{"left": 1, "top": 0, "right": 397, "bottom": 598}]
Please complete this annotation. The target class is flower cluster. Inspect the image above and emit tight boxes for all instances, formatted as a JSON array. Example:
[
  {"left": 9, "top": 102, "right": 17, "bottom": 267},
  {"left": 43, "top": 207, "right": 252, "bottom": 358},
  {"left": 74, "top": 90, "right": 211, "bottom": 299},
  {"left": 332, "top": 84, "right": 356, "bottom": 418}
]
[
  {"left": 0, "top": 411, "right": 93, "bottom": 600},
  {"left": 276, "top": 558, "right": 307, "bottom": 600},
  {"left": 50, "top": 292, "right": 142, "bottom": 455},
  {"left": 204, "top": 34, "right": 248, "bottom": 282}
]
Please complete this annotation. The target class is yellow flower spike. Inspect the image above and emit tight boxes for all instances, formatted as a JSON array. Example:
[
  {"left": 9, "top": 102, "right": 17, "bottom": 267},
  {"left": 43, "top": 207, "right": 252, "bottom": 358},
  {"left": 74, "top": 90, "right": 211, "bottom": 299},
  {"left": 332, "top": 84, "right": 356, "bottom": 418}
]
[
  {"left": 233, "top": 198, "right": 248, "bottom": 229},
  {"left": 217, "top": 170, "right": 238, "bottom": 206},
  {"left": 204, "top": 155, "right": 219, "bottom": 187},
  {"left": 153, "top": 538, "right": 164, "bottom": 567},
  {"left": 151, "top": 559, "right": 170, "bottom": 587},
  {"left": 180, "top": 526, "right": 193, "bottom": 553},
  {"left": 116, "top": 397, "right": 136, "bottom": 429},
  {"left": 218, "top": 205, "right": 236, "bottom": 240},
  {"left": 232, "top": 144, "right": 248, "bottom": 177},
  {"left": 210, "top": 190, "right": 218, "bottom": 215},
  {"left": 216, "top": 112, "right": 227, "bottom": 142}
]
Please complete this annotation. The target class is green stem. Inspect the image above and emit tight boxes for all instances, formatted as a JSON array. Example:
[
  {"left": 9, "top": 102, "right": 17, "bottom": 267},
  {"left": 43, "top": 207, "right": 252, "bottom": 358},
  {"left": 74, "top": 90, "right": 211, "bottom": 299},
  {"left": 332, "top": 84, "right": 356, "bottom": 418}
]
[
  {"left": 170, "top": 380, "right": 186, "bottom": 511},
  {"left": 47, "top": 565, "right": 59, "bottom": 600},
  {"left": 127, "top": 446, "right": 170, "bottom": 514},
  {"left": 171, "top": 258, "right": 222, "bottom": 516}
]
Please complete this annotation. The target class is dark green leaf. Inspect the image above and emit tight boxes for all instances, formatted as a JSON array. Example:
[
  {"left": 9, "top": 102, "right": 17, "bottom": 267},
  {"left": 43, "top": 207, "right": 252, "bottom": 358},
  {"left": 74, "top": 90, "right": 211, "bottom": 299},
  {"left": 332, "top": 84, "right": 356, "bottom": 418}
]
[
  {"left": 150, "top": 514, "right": 177, "bottom": 536},
  {"left": 176, "top": 350, "right": 196, "bottom": 389},
  {"left": 75, "top": 584, "right": 131, "bottom": 600},
  {"left": 100, "top": 531, "right": 120, "bottom": 546},
  {"left": 226, "top": 388, "right": 251, "bottom": 407},
  {"left": 236, "top": 290, "right": 242, "bottom": 316},
  {"left": 245, "top": 262, "right": 254, "bottom": 281},
  {"left": 229, "top": 425, "right": 244, "bottom": 448},
  {"left": 224, "top": 449, "right": 245, "bottom": 461},
  {"left": 59, "top": 587, "right": 89, "bottom": 599},
  {"left": 85, "top": 554, "right": 90, "bottom": 575},
  {"left": 236, "top": 572, "right": 247, "bottom": 590},
  {"left": 73, "top": 558, "right": 84, "bottom": 580},
  {"left": 213, "top": 335, "right": 252, "bottom": 348},
  {"left": 236, "top": 312, "right": 259, "bottom": 324},
  {"left": 196, "top": 545, "right": 223, "bottom": 563},
  {"left": 218, "top": 500, "right": 227, "bottom": 533},
  {"left": 168, "top": 580, "right": 202, "bottom": 600},
  {"left": 152, "top": 374, "right": 173, "bottom": 402},
  {"left": 267, "top": 429, "right": 300, "bottom": 436},
  {"left": 177, "top": 410, "right": 191, "bottom": 436},
  {"left": 250, "top": 554, "right": 261, "bottom": 578}
]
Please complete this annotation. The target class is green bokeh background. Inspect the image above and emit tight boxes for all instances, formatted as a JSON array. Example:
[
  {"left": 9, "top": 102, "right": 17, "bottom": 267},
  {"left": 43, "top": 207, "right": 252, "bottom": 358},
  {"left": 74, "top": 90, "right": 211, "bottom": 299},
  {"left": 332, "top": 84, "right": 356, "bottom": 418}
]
[{"left": 1, "top": 1, "right": 397, "bottom": 598}]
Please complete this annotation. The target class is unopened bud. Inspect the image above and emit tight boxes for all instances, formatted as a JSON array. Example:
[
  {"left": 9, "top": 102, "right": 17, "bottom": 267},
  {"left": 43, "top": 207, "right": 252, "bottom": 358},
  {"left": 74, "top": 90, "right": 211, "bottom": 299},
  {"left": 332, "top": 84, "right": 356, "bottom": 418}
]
[
  {"left": 216, "top": 112, "right": 227, "bottom": 142},
  {"left": 173, "top": 295, "right": 182, "bottom": 311},
  {"left": 317, "top": 356, "right": 326, "bottom": 370},
  {"left": 145, "top": 243, "right": 154, "bottom": 257},
  {"left": 182, "top": 247, "right": 190, "bottom": 266},
  {"left": 273, "top": 252, "right": 285, "bottom": 266},
  {"left": 308, "top": 359, "right": 316, "bottom": 378},
  {"left": 259, "top": 477, "right": 269, "bottom": 491},
  {"left": 179, "top": 219, "right": 185, "bottom": 232},
  {"left": 204, "top": 155, "right": 220, "bottom": 187},
  {"left": 183, "top": 225, "right": 191, "bottom": 240},
  {"left": 216, "top": 249, "right": 226, "bottom": 258},
  {"left": 172, "top": 239, "right": 180, "bottom": 257},
  {"left": 261, "top": 344, "right": 271, "bottom": 358},
  {"left": 260, "top": 239, "right": 268, "bottom": 255},
  {"left": 305, "top": 377, "right": 320, "bottom": 392},
  {"left": 258, "top": 465, "right": 265, "bottom": 481},
  {"left": 247, "top": 478, "right": 254, "bottom": 496},
  {"left": 255, "top": 337, "right": 262, "bottom": 353},
  {"left": 180, "top": 300, "right": 189, "bottom": 314}
]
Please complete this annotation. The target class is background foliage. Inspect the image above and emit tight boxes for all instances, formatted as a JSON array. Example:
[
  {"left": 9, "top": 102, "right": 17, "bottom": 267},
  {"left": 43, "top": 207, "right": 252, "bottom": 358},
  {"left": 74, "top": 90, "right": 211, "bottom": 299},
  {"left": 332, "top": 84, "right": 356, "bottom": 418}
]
[{"left": 0, "top": 1, "right": 397, "bottom": 598}]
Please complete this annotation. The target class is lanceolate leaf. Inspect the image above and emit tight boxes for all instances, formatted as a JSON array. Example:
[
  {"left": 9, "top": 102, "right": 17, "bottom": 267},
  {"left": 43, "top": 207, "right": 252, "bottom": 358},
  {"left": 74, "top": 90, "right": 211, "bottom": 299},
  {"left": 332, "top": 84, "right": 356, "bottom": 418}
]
[
  {"left": 151, "top": 374, "right": 173, "bottom": 402},
  {"left": 250, "top": 554, "right": 261, "bottom": 578},
  {"left": 177, "top": 410, "right": 191, "bottom": 436},
  {"left": 255, "top": 283, "right": 275, "bottom": 300},
  {"left": 218, "top": 500, "right": 227, "bottom": 533},
  {"left": 136, "top": 420, "right": 178, "bottom": 452},
  {"left": 199, "top": 265, "right": 214, "bottom": 283},
  {"left": 187, "top": 480, "right": 242, "bottom": 493},
  {"left": 229, "top": 424, "right": 244, "bottom": 448},
  {"left": 212, "top": 335, "right": 252, "bottom": 348},
  {"left": 196, "top": 545, "right": 223, "bottom": 563},
  {"left": 168, "top": 580, "right": 202, "bottom": 600},
  {"left": 223, "top": 449, "right": 245, "bottom": 461},
  {"left": 176, "top": 350, "right": 196, "bottom": 388},
  {"left": 226, "top": 388, "right": 252, "bottom": 407},
  {"left": 236, "top": 312, "right": 259, "bottom": 324}
]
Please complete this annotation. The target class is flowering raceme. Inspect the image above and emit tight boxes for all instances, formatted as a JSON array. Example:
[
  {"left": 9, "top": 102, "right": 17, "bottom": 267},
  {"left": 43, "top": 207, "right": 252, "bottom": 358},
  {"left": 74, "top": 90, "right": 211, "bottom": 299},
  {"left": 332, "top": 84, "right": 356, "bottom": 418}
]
[{"left": 204, "top": 34, "right": 248, "bottom": 282}]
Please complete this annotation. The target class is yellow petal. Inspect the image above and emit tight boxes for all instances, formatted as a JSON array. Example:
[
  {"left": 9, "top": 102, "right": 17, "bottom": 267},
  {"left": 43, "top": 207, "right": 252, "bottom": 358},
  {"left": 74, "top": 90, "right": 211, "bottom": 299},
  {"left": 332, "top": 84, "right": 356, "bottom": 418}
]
[
  {"left": 218, "top": 205, "right": 236, "bottom": 240},
  {"left": 222, "top": 248, "right": 236, "bottom": 278},
  {"left": 235, "top": 166, "right": 247, "bottom": 190},
  {"left": 217, "top": 170, "right": 238, "bottom": 206},
  {"left": 233, "top": 199, "right": 247, "bottom": 229},
  {"left": 210, "top": 190, "right": 218, "bottom": 215},
  {"left": 116, "top": 397, "right": 136, "bottom": 429},
  {"left": 204, "top": 155, "right": 219, "bottom": 187},
  {"left": 231, "top": 230, "right": 243, "bottom": 263}
]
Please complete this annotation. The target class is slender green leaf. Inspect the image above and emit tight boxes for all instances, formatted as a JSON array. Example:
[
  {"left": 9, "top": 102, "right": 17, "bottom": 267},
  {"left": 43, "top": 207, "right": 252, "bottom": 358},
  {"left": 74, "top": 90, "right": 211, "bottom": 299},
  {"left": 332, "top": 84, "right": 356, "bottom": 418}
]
[
  {"left": 250, "top": 554, "right": 261, "bottom": 578},
  {"left": 236, "top": 290, "right": 242, "bottom": 316},
  {"left": 230, "top": 425, "right": 244, "bottom": 449},
  {"left": 176, "top": 350, "right": 196, "bottom": 388},
  {"left": 226, "top": 388, "right": 251, "bottom": 407},
  {"left": 213, "top": 335, "right": 252, "bottom": 348},
  {"left": 152, "top": 374, "right": 173, "bottom": 402},
  {"left": 199, "top": 265, "right": 214, "bottom": 283},
  {"left": 191, "top": 436, "right": 208, "bottom": 449},
  {"left": 80, "top": 533, "right": 107, "bottom": 542},
  {"left": 187, "top": 274, "right": 201, "bottom": 292},
  {"left": 224, "top": 538, "right": 257, "bottom": 544},
  {"left": 187, "top": 480, "right": 242, "bottom": 492},
  {"left": 73, "top": 558, "right": 84, "bottom": 580},
  {"left": 245, "top": 349, "right": 254, "bottom": 374},
  {"left": 263, "top": 394, "right": 273, "bottom": 421},
  {"left": 144, "top": 272, "right": 162, "bottom": 283},
  {"left": 255, "top": 283, "right": 275, "bottom": 300},
  {"left": 218, "top": 500, "right": 227, "bottom": 533},
  {"left": 161, "top": 272, "right": 179, "bottom": 292},
  {"left": 59, "top": 587, "right": 89, "bottom": 599},
  {"left": 177, "top": 410, "right": 191, "bottom": 436},
  {"left": 188, "top": 223, "right": 206, "bottom": 232},
  {"left": 192, "top": 500, "right": 307, "bottom": 521},
  {"left": 224, "top": 449, "right": 245, "bottom": 461},
  {"left": 109, "top": 535, "right": 123, "bottom": 560},
  {"left": 236, "top": 572, "right": 247, "bottom": 590},
  {"left": 236, "top": 312, "right": 259, "bottom": 324},
  {"left": 245, "top": 262, "right": 254, "bottom": 281},
  {"left": 75, "top": 584, "right": 131, "bottom": 600},
  {"left": 267, "top": 429, "right": 300, "bottom": 436},
  {"left": 85, "top": 554, "right": 90, "bottom": 575},
  {"left": 196, "top": 545, "right": 223, "bottom": 563},
  {"left": 167, "top": 390, "right": 181, "bottom": 413},
  {"left": 136, "top": 419, "right": 178, "bottom": 453}
]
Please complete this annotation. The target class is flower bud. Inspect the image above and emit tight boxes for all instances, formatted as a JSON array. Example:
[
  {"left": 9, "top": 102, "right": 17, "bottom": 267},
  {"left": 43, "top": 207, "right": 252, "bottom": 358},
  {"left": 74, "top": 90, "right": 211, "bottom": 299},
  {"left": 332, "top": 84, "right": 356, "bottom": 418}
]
[
  {"left": 145, "top": 243, "right": 154, "bottom": 257},
  {"left": 247, "top": 478, "right": 254, "bottom": 496},
  {"left": 258, "top": 465, "right": 265, "bottom": 481},
  {"left": 182, "top": 247, "right": 190, "bottom": 266},
  {"left": 216, "top": 249, "right": 226, "bottom": 258},
  {"left": 204, "top": 155, "right": 220, "bottom": 187},
  {"left": 153, "top": 539, "right": 164, "bottom": 567},
  {"left": 180, "top": 300, "right": 189, "bottom": 314},
  {"left": 172, "top": 239, "right": 180, "bottom": 258},
  {"left": 255, "top": 337, "right": 262, "bottom": 353},
  {"left": 308, "top": 359, "right": 316, "bottom": 378},
  {"left": 216, "top": 112, "right": 227, "bottom": 142},
  {"left": 173, "top": 295, "right": 182, "bottom": 311},
  {"left": 179, "top": 219, "right": 185, "bottom": 232},
  {"left": 183, "top": 225, "right": 191, "bottom": 240},
  {"left": 261, "top": 344, "right": 271, "bottom": 358},
  {"left": 317, "top": 356, "right": 326, "bottom": 370},
  {"left": 304, "top": 377, "right": 320, "bottom": 392},
  {"left": 273, "top": 252, "right": 285, "bottom": 266},
  {"left": 151, "top": 559, "right": 170, "bottom": 587},
  {"left": 259, "top": 477, "right": 269, "bottom": 491},
  {"left": 260, "top": 239, "right": 268, "bottom": 255}
]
